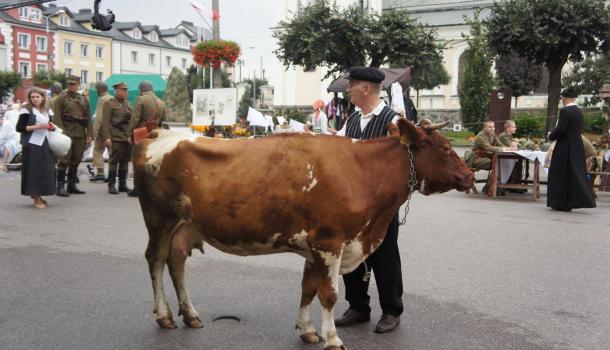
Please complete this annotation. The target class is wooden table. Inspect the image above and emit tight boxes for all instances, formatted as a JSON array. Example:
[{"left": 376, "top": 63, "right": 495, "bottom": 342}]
[{"left": 489, "top": 151, "right": 542, "bottom": 200}]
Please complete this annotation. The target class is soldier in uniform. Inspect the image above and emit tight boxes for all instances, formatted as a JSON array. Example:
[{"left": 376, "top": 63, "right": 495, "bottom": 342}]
[
  {"left": 498, "top": 120, "right": 524, "bottom": 191},
  {"left": 126, "top": 80, "right": 166, "bottom": 197},
  {"left": 100, "top": 82, "right": 132, "bottom": 194},
  {"left": 53, "top": 75, "right": 93, "bottom": 196},
  {"left": 48, "top": 82, "right": 64, "bottom": 110},
  {"left": 89, "top": 81, "right": 113, "bottom": 182},
  {"left": 470, "top": 120, "right": 515, "bottom": 171}
]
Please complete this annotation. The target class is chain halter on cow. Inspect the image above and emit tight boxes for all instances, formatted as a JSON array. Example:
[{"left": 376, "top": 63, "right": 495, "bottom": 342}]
[{"left": 398, "top": 119, "right": 449, "bottom": 226}]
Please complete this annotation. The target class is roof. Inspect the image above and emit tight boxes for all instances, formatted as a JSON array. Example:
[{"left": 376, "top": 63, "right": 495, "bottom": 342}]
[
  {"left": 141, "top": 25, "right": 160, "bottom": 33},
  {"left": 41, "top": 5, "right": 113, "bottom": 39},
  {"left": 176, "top": 20, "right": 211, "bottom": 41},
  {"left": 0, "top": 9, "right": 54, "bottom": 30},
  {"left": 105, "top": 23, "right": 191, "bottom": 52},
  {"left": 159, "top": 28, "right": 189, "bottom": 37},
  {"left": 0, "top": 0, "right": 54, "bottom": 10},
  {"left": 114, "top": 21, "right": 141, "bottom": 30},
  {"left": 383, "top": 0, "right": 495, "bottom": 26}
]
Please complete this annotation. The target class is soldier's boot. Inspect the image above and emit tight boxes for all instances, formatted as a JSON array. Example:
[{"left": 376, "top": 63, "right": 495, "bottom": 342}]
[
  {"left": 90, "top": 167, "right": 106, "bottom": 182},
  {"left": 127, "top": 187, "right": 138, "bottom": 197},
  {"left": 118, "top": 165, "right": 131, "bottom": 193},
  {"left": 67, "top": 166, "right": 86, "bottom": 194},
  {"left": 56, "top": 168, "right": 69, "bottom": 197},
  {"left": 107, "top": 170, "right": 119, "bottom": 195}
]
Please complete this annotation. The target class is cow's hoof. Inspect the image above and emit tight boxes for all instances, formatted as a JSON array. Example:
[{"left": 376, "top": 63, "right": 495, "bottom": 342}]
[
  {"left": 183, "top": 315, "right": 204, "bottom": 328},
  {"left": 156, "top": 318, "right": 177, "bottom": 329},
  {"left": 300, "top": 332, "right": 322, "bottom": 344}
]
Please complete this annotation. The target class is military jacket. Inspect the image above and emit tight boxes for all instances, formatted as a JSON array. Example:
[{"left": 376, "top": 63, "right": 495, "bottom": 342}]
[
  {"left": 472, "top": 130, "right": 504, "bottom": 157},
  {"left": 53, "top": 91, "right": 92, "bottom": 138},
  {"left": 128, "top": 92, "right": 167, "bottom": 134},
  {"left": 101, "top": 98, "right": 133, "bottom": 142},
  {"left": 498, "top": 132, "right": 514, "bottom": 147}
]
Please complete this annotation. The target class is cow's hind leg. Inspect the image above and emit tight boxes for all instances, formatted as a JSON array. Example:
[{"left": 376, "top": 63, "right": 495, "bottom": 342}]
[
  {"left": 144, "top": 213, "right": 177, "bottom": 329},
  {"left": 167, "top": 223, "right": 203, "bottom": 328},
  {"left": 316, "top": 250, "right": 346, "bottom": 350},
  {"left": 297, "top": 260, "right": 321, "bottom": 344}
]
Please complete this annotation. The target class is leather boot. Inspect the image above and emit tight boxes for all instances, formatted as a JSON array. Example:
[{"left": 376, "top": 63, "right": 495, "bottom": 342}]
[
  {"left": 117, "top": 165, "right": 131, "bottom": 192},
  {"left": 107, "top": 171, "right": 119, "bottom": 194},
  {"left": 374, "top": 314, "right": 400, "bottom": 333},
  {"left": 334, "top": 308, "right": 370, "bottom": 327},
  {"left": 67, "top": 166, "right": 85, "bottom": 194},
  {"left": 56, "top": 168, "right": 69, "bottom": 197}
]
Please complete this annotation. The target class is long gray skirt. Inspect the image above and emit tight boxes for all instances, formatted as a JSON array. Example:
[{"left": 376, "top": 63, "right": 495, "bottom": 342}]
[{"left": 21, "top": 139, "right": 56, "bottom": 196}]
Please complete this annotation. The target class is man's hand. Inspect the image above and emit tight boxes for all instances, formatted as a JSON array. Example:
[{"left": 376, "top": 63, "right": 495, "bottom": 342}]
[
  {"left": 86, "top": 136, "right": 93, "bottom": 145},
  {"left": 105, "top": 138, "right": 112, "bottom": 147}
]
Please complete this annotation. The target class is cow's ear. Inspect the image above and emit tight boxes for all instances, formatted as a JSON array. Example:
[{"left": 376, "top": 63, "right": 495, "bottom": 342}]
[
  {"left": 397, "top": 117, "right": 420, "bottom": 145},
  {"left": 387, "top": 122, "right": 400, "bottom": 137}
]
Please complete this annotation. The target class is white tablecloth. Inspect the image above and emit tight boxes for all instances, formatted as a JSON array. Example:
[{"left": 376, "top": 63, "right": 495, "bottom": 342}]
[{"left": 500, "top": 151, "right": 548, "bottom": 184}]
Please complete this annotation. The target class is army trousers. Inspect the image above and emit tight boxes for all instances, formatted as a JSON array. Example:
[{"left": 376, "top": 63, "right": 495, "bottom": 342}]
[
  {"left": 57, "top": 137, "right": 87, "bottom": 170},
  {"left": 91, "top": 134, "right": 109, "bottom": 173},
  {"left": 472, "top": 156, "right": 492, "bottom": 171},
  {"left": 108, "top": 141, "right": 131, "bottom": 172}
]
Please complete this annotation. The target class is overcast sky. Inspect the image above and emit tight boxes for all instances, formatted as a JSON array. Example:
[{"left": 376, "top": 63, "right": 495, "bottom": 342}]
[{"left": 53, "top": 0, "right": 282, "bottom": 84}]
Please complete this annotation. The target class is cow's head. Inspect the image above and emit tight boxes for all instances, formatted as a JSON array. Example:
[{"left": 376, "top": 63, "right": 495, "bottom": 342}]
[{"left": 390, "top": 118, "right": 474, "bottom": 195}]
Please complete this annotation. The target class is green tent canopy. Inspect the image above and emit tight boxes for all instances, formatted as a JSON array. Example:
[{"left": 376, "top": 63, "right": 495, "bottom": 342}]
[{"left": 88, "top": 74, "right": 167, "bottom": 116}]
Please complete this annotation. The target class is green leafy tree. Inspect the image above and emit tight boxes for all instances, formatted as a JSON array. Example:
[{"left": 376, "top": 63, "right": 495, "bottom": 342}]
[
  {"left": 564, "top": 52, "right": 610, "bottom": 107},
  {"left": 274, "top": 0, "right": 446, "bottom": 80},
  {"left": 186, "top": 64, "right": 233, "bottom": 101},
  {"left": 487, "top": 0, "right": 610, "bottom": 132},
  {"left": 459, "top": 11, "right": 494, "bottom": 134},
  {"left": 236, "top": 77, "right": 269, "bottom": 117},
  {"left": 495, "top": 53, "right": 542, "bottom": 107},
  {"left": 408, "top": 59, "right": 450, "bottom": 107},
  {"left": 163, "top": 67, "right": 191, "bottom": 123},
  {"left": 33, "top": 69, "right": 68, "bottom": 89},
  {"left": 0, "top": 71, "right": 23, "bottom": 103}
]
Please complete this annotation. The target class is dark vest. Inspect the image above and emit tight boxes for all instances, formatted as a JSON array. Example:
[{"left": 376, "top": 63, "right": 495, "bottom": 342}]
[{"left": 345, "top": 105, "right": 396, "bottom": 140}]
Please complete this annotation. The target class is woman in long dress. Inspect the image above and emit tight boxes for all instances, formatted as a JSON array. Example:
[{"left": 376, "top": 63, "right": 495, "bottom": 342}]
[{"left": 15, "top": 87, "right": 57, "bottom": 209}]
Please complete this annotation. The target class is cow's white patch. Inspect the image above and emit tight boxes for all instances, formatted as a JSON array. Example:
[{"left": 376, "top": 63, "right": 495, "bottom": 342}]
[
  {"left": 351, "top": 138, "right": 359, "bottom": 143},
  {"left": 320, "top": 253, "right": 343, "bottom": 349},
  {"left": 146, "top": 129, "right": 199, "bottom": 169},
  {"left": 289, "top": 230, "right": 309, "bottom": 249},
  {"left": 296, "top": 305, "right": 316, "bottom": 335},
  {"left": 302, "top": 163, "right": 318, "bottom": 192},
  {"left": 340, "top": 234, "right": 365, "bottom": 274}
]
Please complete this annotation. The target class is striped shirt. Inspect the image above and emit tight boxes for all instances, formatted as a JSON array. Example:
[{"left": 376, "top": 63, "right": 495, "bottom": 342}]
[{"left": 337, "top": 101, "right": 399, "bottom": 139}]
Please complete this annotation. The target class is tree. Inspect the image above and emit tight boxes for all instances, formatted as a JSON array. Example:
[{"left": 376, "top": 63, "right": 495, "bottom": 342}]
[
  {"left": 163, "top": 67, "right": 191, "bottom": 123},
  {"left": 495, "top": 53, "right": 542, "bottom": 107},
  {"left": 33, "top": 69, "right": 68, "bottom": 89},
  {"left": 564, "top": 52, "right": 610, "bottom": 107},
  {"left": 274, "top": 0, "right": 446, "bottom": 80},
  {"left": 407, "top": 58, "right": 450, "bottom": 107},
  {"left": 487, "top": 0, "right": 610, "bottom": 132},
  {"left": 185, "top": 64, "right": 233, "bottom": 101},
  {"left": 459, "top": 11, "right": 494, "bottom": 134},
  {"left": 237, "top": 77, "right": 269, "bottom": 117},
  {"left": 0, "top": 71, "right": 23, "bottom": 103}
]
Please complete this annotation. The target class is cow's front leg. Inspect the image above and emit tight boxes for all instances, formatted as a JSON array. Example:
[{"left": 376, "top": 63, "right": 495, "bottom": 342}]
[
  {"left": 316, "top": 250, "right": 346, "bottom": 350},
  {"left": 296, "top": 260, "right": 321, "bottom": 344},
  {"left": 168, "top": 244, "right": 203, "bottom": 328}
]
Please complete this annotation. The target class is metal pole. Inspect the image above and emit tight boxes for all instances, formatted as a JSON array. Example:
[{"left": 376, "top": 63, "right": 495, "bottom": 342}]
[{"left": 209, "top": 66, "right": 213, "bottom": 90}]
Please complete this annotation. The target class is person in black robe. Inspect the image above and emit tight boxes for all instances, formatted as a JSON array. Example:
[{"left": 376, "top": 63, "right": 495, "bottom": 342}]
[{"left": 547, "top": 87, "right": 596, "bottom": 211}]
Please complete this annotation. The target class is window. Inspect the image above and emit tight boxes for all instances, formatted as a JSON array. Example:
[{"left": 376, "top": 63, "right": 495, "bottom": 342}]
[
  {"left": 18, "top": 33, "right": 30, "bottom": 49},
  {"left": 96, "top": 72, "right": 104, "bottom": 82},
  {"left": 18, "top": 7, "right": 29, "bottom": 19},
  {"left": 65, "top": 68, "right": 73, "bottom": 76},
  {"left": 30, "top": 8, "right": 41, "bottom": 22},
  {"left": 177, "top": 35, "right": 188, "bottom": 47},
  {"left": 165, "top": 56, "right": 172, "bottom": 67},
  {"left": 130, "top": 51, "right": 138, "bottom": 64},
  {"left": 36, "top": 63, "right": 48, "bottom": 72},
  {"left": 148, "top": 53, "right": 155, "bottom": 66},
  {"left": 95, "top": 45, "right": 104, "bottom": 58},
  {"left": 81, "top": 43, "right": 89, "bottom": 57},
  {"left": 59, "top": 14, "right": 69, "bottom": 26},
  {"left": 35, "top": 36, "right": 47, "bottom": 52},
  {"left": 150, "top": 31, "right": 158, "bottom": 42},
  {"left": 80, "top": 70, "right": 89, "bottom": 84},
  {"left": 19, "top": 62, "right": 31, "bottom": 78},
  {"left": 133, "top": 28, "right": 141, "bottom": 39},
  {"left": 181, "top": 58, "right": 187, "bottom": 69},
  {"left": 64, "top": 41, "right": 73, "bottom": 55}
]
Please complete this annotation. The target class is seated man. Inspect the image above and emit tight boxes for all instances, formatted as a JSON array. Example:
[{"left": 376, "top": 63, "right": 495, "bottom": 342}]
[{"left": 498, "top": 120, "right": 525, "bottom": 191}]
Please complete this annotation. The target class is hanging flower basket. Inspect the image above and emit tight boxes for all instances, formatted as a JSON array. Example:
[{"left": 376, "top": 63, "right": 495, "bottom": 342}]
[{"left": 192, "top": 40, "right": 241, "bottom": 68}]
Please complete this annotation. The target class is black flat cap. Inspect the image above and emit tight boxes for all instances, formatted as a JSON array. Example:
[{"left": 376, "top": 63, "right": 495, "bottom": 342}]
[
  {"left": 347, "top": 66, "right": 385, "bottom": 84},
  {"left": 560, "top": 86, "right": 579, "bottom": 98}
]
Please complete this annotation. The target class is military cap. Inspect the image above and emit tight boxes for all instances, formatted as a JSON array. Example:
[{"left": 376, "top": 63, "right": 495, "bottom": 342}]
[
  {"left": 138, "top": 80, "right": 153, "bottom": 92},
  {"left": 50, "top": 82, "right": 63, "bottom": 94},
  {"left": 67, "top": 75, "right": 80, "bottom": 84},
  {"left": 112, "top": 81, "right": 128, "bottom": 90},
  {"left": 95, "top": 81, "right": 109, "bottom": 92},
  {"left": 346, "top": 66, "right": 385, "bottom": 84},
  {"left": 560, "top": 86, "right": 579, "bottom": 98}
]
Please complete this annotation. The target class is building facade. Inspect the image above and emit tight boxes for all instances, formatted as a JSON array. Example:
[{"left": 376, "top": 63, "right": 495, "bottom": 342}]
[{"left": 0, "top": 3, "right": 56, "bottom": 101}]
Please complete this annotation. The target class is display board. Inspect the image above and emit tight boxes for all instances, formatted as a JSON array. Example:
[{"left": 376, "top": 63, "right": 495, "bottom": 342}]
[{"left": 192, "top": 88, "right": 237, "bottom": 126}]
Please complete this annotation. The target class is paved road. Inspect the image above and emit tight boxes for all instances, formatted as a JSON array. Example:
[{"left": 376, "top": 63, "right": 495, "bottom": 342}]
[{"left": 0, "top": 168, "right": 609, "bottom": 350}]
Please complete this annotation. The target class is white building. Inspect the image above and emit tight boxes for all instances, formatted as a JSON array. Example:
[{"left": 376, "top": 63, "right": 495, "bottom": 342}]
[
  {"left": 274, "top": 0, "right": 553, "bottom": 110},
  {"left": 108, "top": 21, "right": 195, "bottom": 78}
]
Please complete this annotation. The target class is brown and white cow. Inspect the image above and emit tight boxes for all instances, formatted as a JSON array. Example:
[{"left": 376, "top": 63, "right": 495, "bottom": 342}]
[{"left": 132, "top": 118, "right": 473, "bottom": 350}]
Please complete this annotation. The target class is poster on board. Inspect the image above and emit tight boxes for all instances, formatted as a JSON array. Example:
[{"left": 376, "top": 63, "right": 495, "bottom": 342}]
[{"left": 192, "top": 88, "right": 237, "bottom": 126}]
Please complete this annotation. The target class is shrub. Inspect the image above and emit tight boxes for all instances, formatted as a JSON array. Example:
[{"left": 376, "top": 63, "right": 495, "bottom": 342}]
[
  {"left": 513, "top": 112, "right": 545, "bottom": 138},
  {"left": 583, "top": 112, "right": 605, "bottom": 134}
]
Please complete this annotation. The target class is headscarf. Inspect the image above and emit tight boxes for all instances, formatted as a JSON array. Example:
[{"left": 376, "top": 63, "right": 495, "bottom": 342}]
[{"left": 312, "top": 99, "right": 325, "bottom": 122}]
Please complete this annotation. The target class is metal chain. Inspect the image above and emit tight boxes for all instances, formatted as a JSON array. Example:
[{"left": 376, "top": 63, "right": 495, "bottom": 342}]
[{"left": 399, "top": 144, "right": 418, "bottom": 226}]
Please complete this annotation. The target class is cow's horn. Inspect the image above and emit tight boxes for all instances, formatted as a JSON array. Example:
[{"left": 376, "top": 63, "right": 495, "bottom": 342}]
[{"left": 423, "top": 121, "right": 449, "bottom": 131}]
